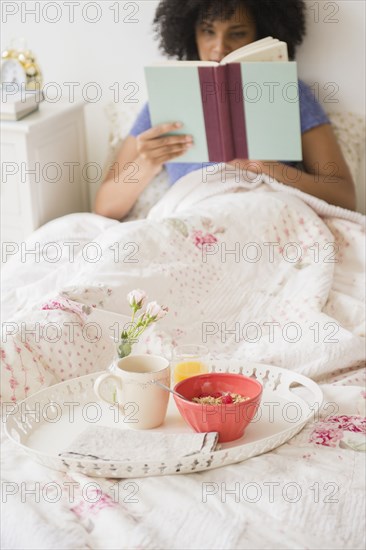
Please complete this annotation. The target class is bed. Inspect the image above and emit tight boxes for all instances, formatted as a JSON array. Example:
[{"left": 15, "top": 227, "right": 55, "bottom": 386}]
[{"left": 1, "top": 58, "right": 366, "bottom": 550}]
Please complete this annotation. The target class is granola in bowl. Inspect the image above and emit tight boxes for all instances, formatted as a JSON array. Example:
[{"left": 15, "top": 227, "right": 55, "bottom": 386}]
[{"left": 192, "top": 391, "right": 250, "bottom": 405}]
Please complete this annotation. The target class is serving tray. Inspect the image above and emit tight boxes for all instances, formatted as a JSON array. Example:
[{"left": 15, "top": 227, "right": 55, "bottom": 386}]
[{"left": 4, "top": 361, "right": 322, "bottom": 478}]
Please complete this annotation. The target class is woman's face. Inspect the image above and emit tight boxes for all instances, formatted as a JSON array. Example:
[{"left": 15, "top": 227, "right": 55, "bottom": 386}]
[{"left": 195, "top": 6, "right": 257, "bottom": 62}]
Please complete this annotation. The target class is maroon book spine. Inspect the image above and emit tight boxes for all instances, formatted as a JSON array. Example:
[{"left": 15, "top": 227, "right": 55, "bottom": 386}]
[
  {"left": 215, "top": 65, "right": 235, "bottom": 162},
  {"left": 226, "top": 63, "right": 248, "bottom": 159},
  {"left": 198, "top": 67, "right": 222, "bottom": 162}
]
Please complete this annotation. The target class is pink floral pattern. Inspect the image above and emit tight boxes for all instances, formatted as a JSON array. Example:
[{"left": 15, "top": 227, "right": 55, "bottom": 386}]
[
  {"left": 163, "top": 216, "right": 226, "bottom": 251},
  {"left": 329, "top": 415, "right": 366, "bottom": 433},
  {"left": 1, "top": 299, "right": 110, "bottom": 402},
  {"left": 71, "top": 487, "right": 118, "bottom": 519},
  {"left": 41, "top": 295, "right": 92, "bottom": 323},
  {"left": 309, "top": 415, "right": 366, "bottom": 447},
  {"left": 192, "top": 230, "right": 218, "bottom": 249},
  {"left": 309, "top": 424, "right": 344, "bottom": 447}
]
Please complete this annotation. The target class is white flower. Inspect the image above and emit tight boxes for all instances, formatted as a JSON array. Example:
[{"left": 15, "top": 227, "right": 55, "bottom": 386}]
[
  {"left": 146, "top": 301, "right": 168, "bottom": 320},
  {"left": 127, "top": 289, "right": 146, "bottom": 310}
]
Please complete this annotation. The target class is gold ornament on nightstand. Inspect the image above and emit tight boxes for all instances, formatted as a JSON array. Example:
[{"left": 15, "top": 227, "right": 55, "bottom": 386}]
[
  {"left": 1, "top": 47, "right": 43, "bottom": 91},
  {"left": 1, "top": 41, "right": 44, "bottom": 120}
]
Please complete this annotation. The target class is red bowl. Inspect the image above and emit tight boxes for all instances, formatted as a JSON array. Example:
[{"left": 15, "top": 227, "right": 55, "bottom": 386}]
[{"left": 173, "top": 373, "right": 263, "bottom": 443}]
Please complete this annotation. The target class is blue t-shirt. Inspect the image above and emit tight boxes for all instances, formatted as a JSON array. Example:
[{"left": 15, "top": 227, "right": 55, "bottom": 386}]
[{"left": 128, "top": 79, "right": 329, "bottom": 185}]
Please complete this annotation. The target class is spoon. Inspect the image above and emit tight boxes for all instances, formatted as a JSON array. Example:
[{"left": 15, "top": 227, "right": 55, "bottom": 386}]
[{"left": 153, "top": 380, "right": 190, "bottom": 401}]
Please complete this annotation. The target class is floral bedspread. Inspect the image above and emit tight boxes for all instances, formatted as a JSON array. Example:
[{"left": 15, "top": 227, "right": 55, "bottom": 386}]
[{"left": 1, "top": 167, "right": 365, "bottom": 549}]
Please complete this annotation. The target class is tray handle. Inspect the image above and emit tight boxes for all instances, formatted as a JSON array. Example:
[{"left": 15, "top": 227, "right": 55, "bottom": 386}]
[{"left": 275, "top": 370, "right": 323, "bottom": 411}]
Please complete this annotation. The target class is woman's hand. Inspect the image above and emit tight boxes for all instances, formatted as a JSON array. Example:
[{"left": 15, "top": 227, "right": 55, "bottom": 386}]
[
  {"left": 136, "top": 122, "right": 193, "bottom": 175},
  {"left": 94, "top": 124, "right": 193, "bottom": 220}
]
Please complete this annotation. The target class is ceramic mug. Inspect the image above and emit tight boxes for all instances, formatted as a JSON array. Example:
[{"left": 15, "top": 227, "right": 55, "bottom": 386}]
[{"left": 94, "top": 355, "right": 170, "bottom": 429}]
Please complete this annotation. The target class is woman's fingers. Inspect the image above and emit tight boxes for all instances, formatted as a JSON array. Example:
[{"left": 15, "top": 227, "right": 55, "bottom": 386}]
[
  {"left": 154, "top": 145, "right": 193, "bottom": 165},
  {"left": 148, "top": 142, "right": 192, "bottom": 160},
  {"left": 135, "top": 122, "right": 194, "bottom": 171},
  {"left": 141, "top": 121, "right": 182, "bottom": 140},
  {"left": 146, "top": 134, "right": 193, "bottom": 151},
  {"left": 138, "top": 133, "right": 193, "bottom": 153},
  {"left": 138, "top": 122, "right": 192, "bottom": 149}
]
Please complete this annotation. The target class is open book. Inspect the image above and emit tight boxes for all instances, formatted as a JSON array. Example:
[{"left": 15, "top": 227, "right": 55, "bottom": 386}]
[{"left": 144, "top": 37, "right": 302, "bottom": 163}]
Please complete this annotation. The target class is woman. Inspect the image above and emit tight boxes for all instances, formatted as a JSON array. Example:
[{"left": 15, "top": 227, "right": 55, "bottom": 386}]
[{"left": 94, "top": 0, "right": 356, "bottom": 219}]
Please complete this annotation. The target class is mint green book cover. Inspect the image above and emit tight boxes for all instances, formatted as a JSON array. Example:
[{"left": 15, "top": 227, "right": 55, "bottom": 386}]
[
  {"left": 144, "top": 62, "right": 302, "bottom": 163},
  {"left": 242, "top": 62, "right": 302, "bottom": 161},
  {"left": 144, "top": 66, "right": 209, "bottom": 163}
]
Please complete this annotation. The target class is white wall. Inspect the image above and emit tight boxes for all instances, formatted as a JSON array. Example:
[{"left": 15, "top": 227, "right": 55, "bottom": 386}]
[
  {"left": 2, "top": 0, "right": 162, "bottom": 205},
  {"left": 2, "top": 0, "right": 365, "bottom": 206},
  {"left": 297, "top": 0, "right": 366, "bottom": 114}
]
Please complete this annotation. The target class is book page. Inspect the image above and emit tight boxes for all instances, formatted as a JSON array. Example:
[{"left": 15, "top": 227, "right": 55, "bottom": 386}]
[
  {"left": 147, "top": 38, "right": 281, "bottom": 67},
  {"left": 148, "top": 60, "right": 218, "bottom": 67},
  {"left": 221, "top": 37, "right": 276, "bottom": 64},
  {"left": 222, "top": 42, "right": 288, "bottom": 64}
]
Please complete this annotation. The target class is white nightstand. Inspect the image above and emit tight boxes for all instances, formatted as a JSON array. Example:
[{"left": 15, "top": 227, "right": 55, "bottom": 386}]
[{"left": 1, "top": 100, "right": 89, "bottom": 244}]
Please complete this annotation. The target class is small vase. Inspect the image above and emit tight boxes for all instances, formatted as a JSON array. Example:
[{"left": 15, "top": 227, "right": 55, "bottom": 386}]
[
  {"left": 110, "top": 326, "right": 153, "bottom": 363},
  {"left": 117, "top": 337, "right": 137, "bottom": 359}
]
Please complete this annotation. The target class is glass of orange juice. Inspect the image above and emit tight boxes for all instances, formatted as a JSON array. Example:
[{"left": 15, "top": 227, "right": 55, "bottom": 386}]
[{"left": 172, "top": 345, "right": 209, "bottom": 385}]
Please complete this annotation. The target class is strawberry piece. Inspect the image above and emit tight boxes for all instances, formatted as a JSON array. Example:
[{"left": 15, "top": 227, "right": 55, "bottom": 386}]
[{"left": 220, "top": 394, "right": 233, "bottom": 404}]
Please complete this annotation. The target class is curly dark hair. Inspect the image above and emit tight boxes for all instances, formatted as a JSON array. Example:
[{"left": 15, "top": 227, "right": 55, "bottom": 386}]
[{"left": 153, "top": 0, "right": 306, "bottom": 60}]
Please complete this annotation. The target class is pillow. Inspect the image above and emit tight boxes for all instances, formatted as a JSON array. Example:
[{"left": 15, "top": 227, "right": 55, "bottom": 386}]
[
  {"left": 327, "top": 111, "right": 366, "bottom": 213},
  {"left": 102, "top": 102, "right": 366, "bottom": 216}
]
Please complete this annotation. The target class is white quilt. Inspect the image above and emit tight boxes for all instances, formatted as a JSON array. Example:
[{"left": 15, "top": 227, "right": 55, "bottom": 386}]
[{"left": 1, "top": 167, "right": 365, "bottom": 549}]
